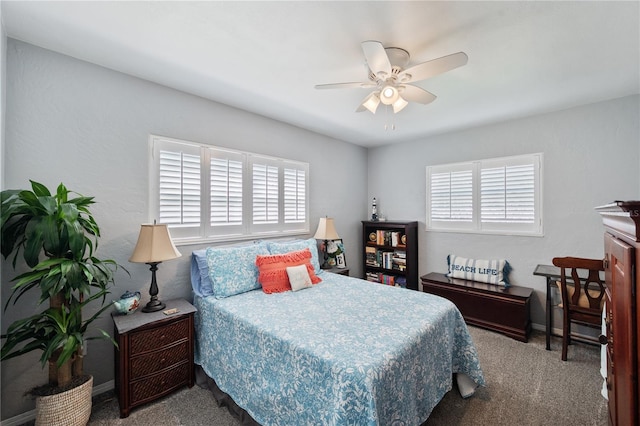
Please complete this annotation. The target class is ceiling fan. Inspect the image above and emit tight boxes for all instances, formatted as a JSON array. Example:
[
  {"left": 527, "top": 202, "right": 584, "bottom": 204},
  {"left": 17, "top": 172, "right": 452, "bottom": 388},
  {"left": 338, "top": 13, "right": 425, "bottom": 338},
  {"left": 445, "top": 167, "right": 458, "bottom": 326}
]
[{"left": 315, "top": 41, "right": 468, "bottom": 114}]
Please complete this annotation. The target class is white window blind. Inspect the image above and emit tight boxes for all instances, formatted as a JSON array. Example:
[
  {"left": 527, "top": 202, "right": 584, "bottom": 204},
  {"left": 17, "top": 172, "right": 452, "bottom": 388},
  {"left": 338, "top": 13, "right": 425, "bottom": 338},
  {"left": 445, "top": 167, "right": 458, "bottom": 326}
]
[
  {"left": 426, "top": 153, "right": 543, "bottom": 236},
  {"left": 158, "top": 150, "right": 201, "bottom": 226},
  {"left": 480, "top": 163, "right": 535, "bottom": 224},
  {"left": 252, "top": 163, "right": 279, "bottom": 225},
  {"left": 150, "top": 135, "right": 310, "bottom": 243},
  {"left": 284, "top": 168, "right": 306, "bottom": 223},
  {"left": 210, "top": 156, "right": 243, "bottom": 227},
  {"left": 430, "top": 169, "right": 473, "bottom": 222}
]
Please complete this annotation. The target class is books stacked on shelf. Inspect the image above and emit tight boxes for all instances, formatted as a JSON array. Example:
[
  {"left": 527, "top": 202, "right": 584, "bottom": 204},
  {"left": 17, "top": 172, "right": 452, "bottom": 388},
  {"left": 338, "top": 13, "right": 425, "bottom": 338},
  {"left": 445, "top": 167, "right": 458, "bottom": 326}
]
[
  {"left": 366, "top": 247, "right": 407, "bottom": 272},
  {"left": 375, "top": 230, "right": 406, "bottom": 248},
  {"left": 365, "top": 272, "right": 407, "bottom": 288},
  {"left": 365, "top": 246, "right": 379, "bottom": 267},
  {"left": 392, "top": 251, "right": 406, "bottom": 272}
]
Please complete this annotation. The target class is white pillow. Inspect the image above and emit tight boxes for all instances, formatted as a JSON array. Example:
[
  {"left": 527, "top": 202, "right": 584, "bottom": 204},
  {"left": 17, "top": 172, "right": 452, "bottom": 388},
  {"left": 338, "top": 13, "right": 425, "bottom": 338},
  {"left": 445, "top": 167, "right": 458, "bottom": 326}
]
[
  {"left": 447, "top": 255, "right": 511, "bottom": 286},
  {"left": 286, "top": 264, "right": 313, "bottom": 291}
]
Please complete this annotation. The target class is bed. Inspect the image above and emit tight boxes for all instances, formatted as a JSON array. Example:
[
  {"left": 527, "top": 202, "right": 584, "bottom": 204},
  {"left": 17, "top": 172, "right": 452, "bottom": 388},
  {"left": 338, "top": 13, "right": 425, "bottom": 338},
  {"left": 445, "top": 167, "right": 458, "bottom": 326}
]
[{"left": 191, "top": 239, "right": 485, "bottom": 425}]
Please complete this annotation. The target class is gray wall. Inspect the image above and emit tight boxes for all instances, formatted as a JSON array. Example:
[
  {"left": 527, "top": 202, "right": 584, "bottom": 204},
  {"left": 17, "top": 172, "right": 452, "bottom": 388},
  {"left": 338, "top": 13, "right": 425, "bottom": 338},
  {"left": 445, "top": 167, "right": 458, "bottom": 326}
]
[
  {"left": 368, "top": 94, "right": 640, "bottom": 328},
  {"left": 1, "top": 39, "right": 367, "bottom": 420}
]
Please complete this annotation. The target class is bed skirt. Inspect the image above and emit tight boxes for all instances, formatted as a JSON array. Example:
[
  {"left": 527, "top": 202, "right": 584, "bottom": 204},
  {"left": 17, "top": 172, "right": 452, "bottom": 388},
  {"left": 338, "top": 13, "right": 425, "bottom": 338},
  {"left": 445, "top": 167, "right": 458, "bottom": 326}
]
[{"left": 197, "top": 366, "right": 260, "bottom": 426}]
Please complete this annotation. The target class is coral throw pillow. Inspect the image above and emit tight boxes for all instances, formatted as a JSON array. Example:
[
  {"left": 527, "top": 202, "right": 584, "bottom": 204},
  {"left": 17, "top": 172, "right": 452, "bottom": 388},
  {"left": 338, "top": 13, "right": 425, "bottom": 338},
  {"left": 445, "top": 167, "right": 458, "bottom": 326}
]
[{"left": 256, "top": 248, "right": 322, "bottom": 293}]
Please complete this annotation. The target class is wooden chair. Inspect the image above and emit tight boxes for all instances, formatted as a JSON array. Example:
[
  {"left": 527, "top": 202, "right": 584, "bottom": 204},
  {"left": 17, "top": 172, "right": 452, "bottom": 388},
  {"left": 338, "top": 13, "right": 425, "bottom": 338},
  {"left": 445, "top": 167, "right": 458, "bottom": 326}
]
[{"left": 551, "top": 257, "right": 605, "bottom": 361}]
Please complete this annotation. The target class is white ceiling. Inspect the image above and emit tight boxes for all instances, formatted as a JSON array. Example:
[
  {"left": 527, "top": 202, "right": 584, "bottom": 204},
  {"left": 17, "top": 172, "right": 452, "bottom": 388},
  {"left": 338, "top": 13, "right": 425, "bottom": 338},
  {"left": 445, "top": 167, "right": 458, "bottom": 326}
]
[{"left": 2, "top": 1, "right": 639, "bottom": 148}]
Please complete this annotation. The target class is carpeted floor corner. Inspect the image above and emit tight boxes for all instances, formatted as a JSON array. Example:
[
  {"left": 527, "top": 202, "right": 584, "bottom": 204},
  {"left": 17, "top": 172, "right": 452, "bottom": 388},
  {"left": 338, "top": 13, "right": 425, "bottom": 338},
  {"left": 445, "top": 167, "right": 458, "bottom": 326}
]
[
  {"left": 84, "top": 326, "right": 607, "bottom": 425},
  {"left": 424, "top": 327, "right": 608, "bottom": 425}
]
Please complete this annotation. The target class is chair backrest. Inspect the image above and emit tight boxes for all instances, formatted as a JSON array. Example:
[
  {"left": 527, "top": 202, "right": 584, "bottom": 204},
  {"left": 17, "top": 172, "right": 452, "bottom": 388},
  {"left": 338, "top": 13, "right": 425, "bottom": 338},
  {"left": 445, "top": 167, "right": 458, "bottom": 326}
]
[{"left": 551, "top": 257, "right": 605, "bottom": 315}]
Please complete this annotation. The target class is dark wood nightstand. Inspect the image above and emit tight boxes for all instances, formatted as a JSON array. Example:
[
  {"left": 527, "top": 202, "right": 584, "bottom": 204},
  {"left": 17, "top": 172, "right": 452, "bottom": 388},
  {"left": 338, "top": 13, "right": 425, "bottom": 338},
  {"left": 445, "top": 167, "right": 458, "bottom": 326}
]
[
  {"left": 112, "top": 298, "right": 196, "bottom": 418},
  {"left": 325, "top": 267, "right": 350, "bottom": 276}
]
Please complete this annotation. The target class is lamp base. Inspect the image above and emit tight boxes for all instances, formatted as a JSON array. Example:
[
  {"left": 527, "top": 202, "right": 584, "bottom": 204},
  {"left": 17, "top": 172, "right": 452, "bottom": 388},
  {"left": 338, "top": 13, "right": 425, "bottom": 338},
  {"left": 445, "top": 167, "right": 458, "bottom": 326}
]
[
  {"left": 142, "top": 298, "right": 166, "bottom": 313},
  {"left": 142, "top": 262, "right": 165, "bottom": 313}
]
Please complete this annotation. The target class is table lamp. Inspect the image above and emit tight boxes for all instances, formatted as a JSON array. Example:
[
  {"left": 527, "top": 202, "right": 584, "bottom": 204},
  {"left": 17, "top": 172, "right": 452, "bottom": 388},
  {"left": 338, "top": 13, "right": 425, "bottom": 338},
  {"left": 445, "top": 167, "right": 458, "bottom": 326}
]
[
  {"left": 313, "top": 217, "right": 340, "bottom": 269},
  {"left": 129, "top": 223, "right": 181, "bottom": 313}
]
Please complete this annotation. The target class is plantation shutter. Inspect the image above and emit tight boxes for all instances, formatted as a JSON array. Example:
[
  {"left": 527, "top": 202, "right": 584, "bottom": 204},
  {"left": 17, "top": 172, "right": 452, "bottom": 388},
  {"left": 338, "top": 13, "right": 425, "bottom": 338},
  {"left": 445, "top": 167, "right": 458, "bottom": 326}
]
[
  {"left": 252, "top": 162, "right": 279, "bottom": 225},
  {"left": 158, "top": 149, "right": 201, "bottom": 226},
  {"left": 284, "top": 167, "right": 306, "bottom": 223},
  {"left": 151, "top": 135, "right": 310, "bottom": 241},
  {"left": 481, "top": 163, "right": 535, "bottom": 224},
  {"left": 430, "top": 169, "right": 473, "bottom": 222},
  {"left": 426, "top": 153, "right": 542, "bottom": 235},
  {"left": 210, "top": 153, "right": 243, "bottom": 227}
]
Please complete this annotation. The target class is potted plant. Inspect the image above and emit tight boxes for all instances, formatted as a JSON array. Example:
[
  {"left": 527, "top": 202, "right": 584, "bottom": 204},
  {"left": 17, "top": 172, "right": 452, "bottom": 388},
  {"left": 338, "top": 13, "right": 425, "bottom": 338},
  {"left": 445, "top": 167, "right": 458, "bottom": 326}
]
[{"left": 1, "top": 180, "right": 121, "bottom": 425}]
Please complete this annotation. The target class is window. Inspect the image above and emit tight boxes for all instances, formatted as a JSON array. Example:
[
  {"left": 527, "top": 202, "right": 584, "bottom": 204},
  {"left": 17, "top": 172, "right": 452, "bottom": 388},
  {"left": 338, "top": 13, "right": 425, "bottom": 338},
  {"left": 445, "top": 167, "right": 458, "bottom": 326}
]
[
  {"left": 150, "top": 135, "right": 309, "bottom": 243},
  {"left": 426, "top": 153, "right": 543, "bottom": 236}
]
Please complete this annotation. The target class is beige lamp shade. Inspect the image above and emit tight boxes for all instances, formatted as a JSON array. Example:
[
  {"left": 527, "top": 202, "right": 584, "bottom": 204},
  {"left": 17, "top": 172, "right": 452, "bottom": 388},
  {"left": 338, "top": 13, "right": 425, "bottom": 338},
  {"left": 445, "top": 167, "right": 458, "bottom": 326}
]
[
  {"left": 313, "top": 217, "right": 340, "bottom": 240},
  {"left": 129, "top": 224, "right": 181, "bottom": 263}
]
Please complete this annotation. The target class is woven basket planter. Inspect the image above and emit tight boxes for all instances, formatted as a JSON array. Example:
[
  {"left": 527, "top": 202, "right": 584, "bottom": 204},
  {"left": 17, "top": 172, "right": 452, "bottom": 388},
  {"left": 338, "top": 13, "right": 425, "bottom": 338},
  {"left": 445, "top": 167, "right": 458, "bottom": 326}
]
[{"left": 35, "top": 376, "right": 93, "bottom": 426}]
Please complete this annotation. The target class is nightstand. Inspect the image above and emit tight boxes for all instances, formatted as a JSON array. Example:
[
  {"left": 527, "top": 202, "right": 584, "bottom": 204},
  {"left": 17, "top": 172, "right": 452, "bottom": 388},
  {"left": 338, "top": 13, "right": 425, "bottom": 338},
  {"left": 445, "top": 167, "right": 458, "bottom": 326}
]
[
  {"left": 112, "top": 298, "right": 196, "bottom": 418},
  {"left": 325, "top": 267, "right": 350, "bottom": 276}
]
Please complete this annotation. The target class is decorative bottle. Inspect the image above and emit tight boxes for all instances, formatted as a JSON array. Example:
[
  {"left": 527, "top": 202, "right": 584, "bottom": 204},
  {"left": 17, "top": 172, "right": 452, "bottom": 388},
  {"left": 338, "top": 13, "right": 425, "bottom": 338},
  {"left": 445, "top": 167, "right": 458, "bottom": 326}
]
[{"left": 371, "top": 197, "right": 378, "bottom": 221}]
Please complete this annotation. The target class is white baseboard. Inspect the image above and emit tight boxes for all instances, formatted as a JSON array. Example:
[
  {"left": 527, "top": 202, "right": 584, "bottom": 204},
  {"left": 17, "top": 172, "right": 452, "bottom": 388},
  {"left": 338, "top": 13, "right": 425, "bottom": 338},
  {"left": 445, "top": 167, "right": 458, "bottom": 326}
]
[{"left": 1, "top": 380, "right": 114, "bottom": 426}]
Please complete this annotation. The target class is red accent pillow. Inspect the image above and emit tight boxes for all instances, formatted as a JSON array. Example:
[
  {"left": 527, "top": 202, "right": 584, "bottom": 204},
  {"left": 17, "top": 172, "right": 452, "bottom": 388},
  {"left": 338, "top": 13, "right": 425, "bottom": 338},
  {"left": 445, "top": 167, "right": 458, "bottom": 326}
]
[{"left": 255, "top": 248, "right": 322, "bottom": 293}]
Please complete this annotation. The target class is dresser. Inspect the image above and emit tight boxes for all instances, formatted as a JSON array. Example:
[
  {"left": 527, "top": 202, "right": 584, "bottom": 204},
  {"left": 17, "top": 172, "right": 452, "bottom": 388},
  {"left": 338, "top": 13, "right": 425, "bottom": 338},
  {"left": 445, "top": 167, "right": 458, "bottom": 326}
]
[
  {"left": 112, "top": 298, "right": 196, "bottom": 418},
  {"left": 596, "top": 202, "right": 639, "bottom": 426}
]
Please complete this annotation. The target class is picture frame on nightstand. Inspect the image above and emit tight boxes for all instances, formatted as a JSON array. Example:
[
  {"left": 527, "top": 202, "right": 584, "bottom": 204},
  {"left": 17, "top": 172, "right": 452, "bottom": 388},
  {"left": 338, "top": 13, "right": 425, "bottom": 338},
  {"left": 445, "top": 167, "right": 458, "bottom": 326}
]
[{"left": 328, "top": 239, "right": 347, "bottom": 268}]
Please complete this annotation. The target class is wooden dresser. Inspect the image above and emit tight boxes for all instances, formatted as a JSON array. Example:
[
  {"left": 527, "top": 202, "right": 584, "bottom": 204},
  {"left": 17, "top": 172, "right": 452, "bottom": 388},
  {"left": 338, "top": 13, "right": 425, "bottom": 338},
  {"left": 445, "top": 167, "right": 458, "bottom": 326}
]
[
  {"left": 596, "top": 202, "right": 639, "bottom": 426},
  {"left": 112, "top": 298, "right": 196, "bottom": 418}
]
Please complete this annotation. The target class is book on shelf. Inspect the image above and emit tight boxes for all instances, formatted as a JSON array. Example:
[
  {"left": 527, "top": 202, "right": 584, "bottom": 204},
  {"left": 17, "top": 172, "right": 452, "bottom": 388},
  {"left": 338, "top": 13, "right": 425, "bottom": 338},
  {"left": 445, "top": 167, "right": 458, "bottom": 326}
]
[
  {"left": 374, "top": 230, "right": 406, "bottom": 248},
  {"left": 365, "top": 272, "right": 404, "bottom": 287}
]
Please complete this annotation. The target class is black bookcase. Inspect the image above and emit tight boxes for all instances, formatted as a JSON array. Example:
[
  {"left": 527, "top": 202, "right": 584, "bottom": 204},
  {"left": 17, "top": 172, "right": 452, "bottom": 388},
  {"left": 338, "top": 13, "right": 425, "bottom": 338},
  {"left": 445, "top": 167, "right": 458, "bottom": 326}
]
[{"left": 362, "top": 220, "right": 418, "bottom": 291}]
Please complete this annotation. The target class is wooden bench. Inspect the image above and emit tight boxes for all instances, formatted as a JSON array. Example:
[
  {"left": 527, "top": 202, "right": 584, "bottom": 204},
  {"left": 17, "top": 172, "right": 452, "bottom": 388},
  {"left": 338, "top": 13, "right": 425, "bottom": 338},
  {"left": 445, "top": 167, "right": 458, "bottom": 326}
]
[{"left": 421, "top": 272, "right": 533, "bottom": 342}]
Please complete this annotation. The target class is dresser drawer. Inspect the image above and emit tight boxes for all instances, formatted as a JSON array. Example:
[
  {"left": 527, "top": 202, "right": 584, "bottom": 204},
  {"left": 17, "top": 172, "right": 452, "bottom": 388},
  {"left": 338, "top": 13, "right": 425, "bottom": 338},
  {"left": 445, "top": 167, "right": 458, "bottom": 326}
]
[
  {"left": 130, "top": 362, "right": 190, "bottom": 405},
  {"left": 130, "top": 317, "right": 190, "bottom": 355},
  {"left": 130, "top": 341, "right": 190, "bottom": 380}
]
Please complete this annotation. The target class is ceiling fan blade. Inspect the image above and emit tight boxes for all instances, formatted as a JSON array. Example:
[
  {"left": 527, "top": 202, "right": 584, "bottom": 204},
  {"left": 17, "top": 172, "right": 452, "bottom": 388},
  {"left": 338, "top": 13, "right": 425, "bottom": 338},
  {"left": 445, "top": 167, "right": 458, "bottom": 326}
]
[
  {"left": 315, "top": 82, "right": 377, "bottom": 90},
  {"left": 399, "top": 52, "right": 468, "bottom": 83},
  {"left": 400, "top": 85, "right": 437, "bottom": 105},
  {"left": 361, "top": 40, "right": 392, "bottom": 78}
]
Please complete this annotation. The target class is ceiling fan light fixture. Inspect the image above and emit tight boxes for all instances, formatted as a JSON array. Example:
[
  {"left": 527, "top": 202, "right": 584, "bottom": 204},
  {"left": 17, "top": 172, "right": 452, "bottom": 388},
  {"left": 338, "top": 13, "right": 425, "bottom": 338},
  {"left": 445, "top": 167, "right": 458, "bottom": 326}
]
[
  {"left": 392, "top": 97, "right": 409, "bottom": 113},
  {"left": 380, "top": 85, "right": 399, "bottom": 105},
  {"left": 361, "top": 92, "right": 381, "bottom": 114}
]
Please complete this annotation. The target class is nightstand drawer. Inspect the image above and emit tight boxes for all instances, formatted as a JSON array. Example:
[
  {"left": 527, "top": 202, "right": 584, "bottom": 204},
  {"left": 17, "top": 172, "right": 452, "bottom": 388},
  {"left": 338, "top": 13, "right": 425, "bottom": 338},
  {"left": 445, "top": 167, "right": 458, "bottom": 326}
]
[
  {"left": 130, "top": 341, "right": 189, "bottom": 380},
  {"left": 130, "top": 317, "right": 190, "bottom": 355},
  {"left": 130, "top": 362, "right": 190, "bottom": 404}
]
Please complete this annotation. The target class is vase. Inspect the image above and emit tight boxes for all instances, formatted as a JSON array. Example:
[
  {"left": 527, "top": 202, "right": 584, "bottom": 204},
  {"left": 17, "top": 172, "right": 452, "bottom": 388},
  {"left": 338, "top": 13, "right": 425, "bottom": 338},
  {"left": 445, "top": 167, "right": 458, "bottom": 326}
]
[{"left": 35, "top": 375, "right": 93, "bottom": 426}]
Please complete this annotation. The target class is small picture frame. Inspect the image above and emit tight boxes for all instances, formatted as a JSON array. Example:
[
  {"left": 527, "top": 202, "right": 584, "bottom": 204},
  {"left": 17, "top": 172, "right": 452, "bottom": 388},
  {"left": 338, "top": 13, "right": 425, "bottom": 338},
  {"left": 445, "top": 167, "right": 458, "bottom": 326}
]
[{"left": 327, "top": 239, "right": 347, "bottom": 269}]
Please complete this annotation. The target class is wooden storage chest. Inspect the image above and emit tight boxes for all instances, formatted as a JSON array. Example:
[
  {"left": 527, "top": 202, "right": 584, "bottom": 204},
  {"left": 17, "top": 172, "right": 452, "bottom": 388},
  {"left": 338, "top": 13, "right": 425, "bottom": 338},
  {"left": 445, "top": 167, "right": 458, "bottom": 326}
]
[{"left": 421, "top": 272, "right": 533, "bottom": 342}]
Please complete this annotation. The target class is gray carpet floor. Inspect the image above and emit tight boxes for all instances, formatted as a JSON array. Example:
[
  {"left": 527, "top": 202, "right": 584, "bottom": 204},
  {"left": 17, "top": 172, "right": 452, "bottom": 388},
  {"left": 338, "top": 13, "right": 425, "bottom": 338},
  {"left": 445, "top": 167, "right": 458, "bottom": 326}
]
[{"left": 86, "top": 326, "right": 608, "bottom": 425}]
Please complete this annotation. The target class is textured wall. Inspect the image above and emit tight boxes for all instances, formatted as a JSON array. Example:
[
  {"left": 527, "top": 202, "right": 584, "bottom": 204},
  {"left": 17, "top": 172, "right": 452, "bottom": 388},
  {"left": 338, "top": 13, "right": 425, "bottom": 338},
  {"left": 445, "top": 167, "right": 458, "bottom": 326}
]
[
  {"left": 368, "top": 94, "right": 640, "bottom": 328},
  {"left": 1, "top": 39, "right": 367, "bottom": 420}
]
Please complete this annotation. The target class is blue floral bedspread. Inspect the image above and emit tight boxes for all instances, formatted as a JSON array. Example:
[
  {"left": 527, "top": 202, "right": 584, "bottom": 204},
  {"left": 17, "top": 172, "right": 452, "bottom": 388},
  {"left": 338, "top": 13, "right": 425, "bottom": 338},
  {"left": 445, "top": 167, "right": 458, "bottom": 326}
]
[{"left": 194, "top": 272, "right": 485, "bottom": 426}]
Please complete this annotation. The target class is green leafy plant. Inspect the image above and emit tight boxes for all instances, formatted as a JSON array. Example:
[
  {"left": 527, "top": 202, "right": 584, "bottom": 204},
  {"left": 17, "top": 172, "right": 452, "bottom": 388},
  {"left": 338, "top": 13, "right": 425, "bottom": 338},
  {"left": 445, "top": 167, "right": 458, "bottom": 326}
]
[{"left": 1, "top": 180, "right": 122, "bottom": 389}]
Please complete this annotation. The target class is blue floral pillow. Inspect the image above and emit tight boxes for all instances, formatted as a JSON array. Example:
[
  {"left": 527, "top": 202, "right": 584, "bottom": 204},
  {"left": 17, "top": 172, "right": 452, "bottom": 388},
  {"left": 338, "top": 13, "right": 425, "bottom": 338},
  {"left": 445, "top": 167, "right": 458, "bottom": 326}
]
[
  {"left": 206, "top": 242, "right": 270, "bottom": 298},
  {"left": 267, "top": 238, "right": 322, "bottom": 274}
]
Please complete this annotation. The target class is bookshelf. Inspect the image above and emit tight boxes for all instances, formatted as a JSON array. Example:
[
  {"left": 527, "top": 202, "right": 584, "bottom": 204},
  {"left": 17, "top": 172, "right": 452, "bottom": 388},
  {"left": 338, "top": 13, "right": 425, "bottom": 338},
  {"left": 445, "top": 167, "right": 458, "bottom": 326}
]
[{"left": 362, "top": 220, "right": 418, "bottom": 291}]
